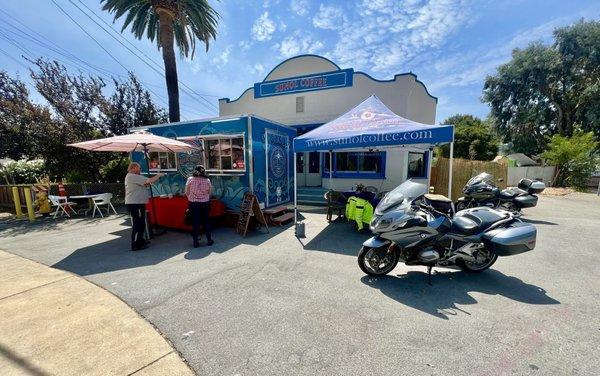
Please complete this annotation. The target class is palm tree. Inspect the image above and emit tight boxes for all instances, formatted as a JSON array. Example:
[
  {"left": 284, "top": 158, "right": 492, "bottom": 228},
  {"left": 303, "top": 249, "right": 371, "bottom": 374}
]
[{"left": 101, "top": 0, "right": 219, "bottom": 123}]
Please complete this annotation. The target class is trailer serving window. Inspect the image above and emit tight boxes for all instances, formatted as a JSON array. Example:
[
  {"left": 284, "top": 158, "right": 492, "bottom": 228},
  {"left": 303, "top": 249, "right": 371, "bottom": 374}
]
[
  {"left": 201, "top": 135, "right": 246, "bottom": 173},
  {"left": 148, "top": 151, "right": 178, "bottom": 172}
]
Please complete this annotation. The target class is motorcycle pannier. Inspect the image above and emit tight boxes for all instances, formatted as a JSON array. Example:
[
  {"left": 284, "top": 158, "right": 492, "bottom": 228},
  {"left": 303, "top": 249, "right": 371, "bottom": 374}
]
[
  {"left": 514, "top": 194, "right": 538, "bottom": 208},
  {"left": 518, "top": 178, "right": 545, "bottom": 194},
  {"left": 482, "top": 222, "right": 537, "bottom": 256}
]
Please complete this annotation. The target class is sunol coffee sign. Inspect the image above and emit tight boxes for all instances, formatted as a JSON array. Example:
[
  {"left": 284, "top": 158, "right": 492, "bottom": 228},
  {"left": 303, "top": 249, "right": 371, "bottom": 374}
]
[{"left": 254, "top": 68, "right": 353, "bottom": 98}]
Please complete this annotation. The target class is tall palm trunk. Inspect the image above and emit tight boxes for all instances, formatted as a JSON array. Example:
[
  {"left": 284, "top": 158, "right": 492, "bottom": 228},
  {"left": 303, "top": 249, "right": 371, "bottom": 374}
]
[{"left": 156, "top": 8, "right": 180, "bottom": 123}]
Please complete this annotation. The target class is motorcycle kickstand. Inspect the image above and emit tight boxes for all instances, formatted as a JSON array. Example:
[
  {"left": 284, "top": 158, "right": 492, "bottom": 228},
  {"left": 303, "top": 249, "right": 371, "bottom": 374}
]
[{"left": 427, "top": 266, "right": 433, "bottom": 285}]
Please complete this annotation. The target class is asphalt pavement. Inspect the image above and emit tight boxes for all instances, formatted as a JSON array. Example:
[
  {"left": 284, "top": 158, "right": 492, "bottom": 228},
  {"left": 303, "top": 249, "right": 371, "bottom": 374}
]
[{"left": 0, "top": 193, "right": 598, "bottom": 375}]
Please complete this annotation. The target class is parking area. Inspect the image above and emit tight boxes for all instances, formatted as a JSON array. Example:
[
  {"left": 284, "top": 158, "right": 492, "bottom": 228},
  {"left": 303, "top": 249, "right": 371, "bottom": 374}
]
[{"left": 1, "top": 193, "right": 599, "bottom": 376}]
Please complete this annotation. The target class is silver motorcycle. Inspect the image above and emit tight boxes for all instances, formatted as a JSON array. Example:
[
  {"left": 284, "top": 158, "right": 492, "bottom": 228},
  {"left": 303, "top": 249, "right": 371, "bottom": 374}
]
[{"left": 358, "top": 180, "right": 538, "bottom": 282}]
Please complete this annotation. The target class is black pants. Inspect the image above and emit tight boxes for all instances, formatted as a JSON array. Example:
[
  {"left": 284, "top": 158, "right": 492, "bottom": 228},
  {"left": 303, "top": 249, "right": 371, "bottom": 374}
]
[
  {"left": 190, "top": 201, "right": 212, "bottom": 243},
  {"left": 127, "top": 204, "right": 146, "bottom": 247}
]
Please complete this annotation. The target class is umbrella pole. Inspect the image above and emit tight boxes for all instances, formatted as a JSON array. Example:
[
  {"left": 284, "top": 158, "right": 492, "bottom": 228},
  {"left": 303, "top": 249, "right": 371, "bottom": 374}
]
[{"left": 143, "top": 145, "right": 164, "bottom": 237}]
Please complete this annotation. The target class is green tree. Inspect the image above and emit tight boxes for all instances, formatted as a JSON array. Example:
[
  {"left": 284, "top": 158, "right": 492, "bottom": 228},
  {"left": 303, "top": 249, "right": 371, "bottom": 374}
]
[
  {"left": 438, "top": 114, "right": 499, "bottom": 160},
  {"left": 101, "top": 73, "right": 168, "bottom": 136},
  {"left": 483, "top": 20, "right": 600, "bottom": 155},
  {"left": 542, "top": 131, "right": 599, "bottom": 190},
  {"left": 0, "top": 71, "right": 46, "bottom": 160},
  {"left": 30, "top": 59, "right": 111, "bottom": 182},
  {"left": 101, "top": 0, "right": 219, "bottom": 123}
]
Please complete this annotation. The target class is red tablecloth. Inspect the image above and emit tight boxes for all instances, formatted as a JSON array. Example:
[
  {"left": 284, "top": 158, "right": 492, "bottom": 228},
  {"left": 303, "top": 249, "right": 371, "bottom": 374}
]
[{"left": 146, "top": 196, "right": 225, "bottom": 231}]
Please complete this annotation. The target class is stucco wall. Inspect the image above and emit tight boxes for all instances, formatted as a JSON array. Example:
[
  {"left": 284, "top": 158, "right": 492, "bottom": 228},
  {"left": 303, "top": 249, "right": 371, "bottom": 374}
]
[{"left": 219, "top": 55, "right": 437, "bottom": 126}]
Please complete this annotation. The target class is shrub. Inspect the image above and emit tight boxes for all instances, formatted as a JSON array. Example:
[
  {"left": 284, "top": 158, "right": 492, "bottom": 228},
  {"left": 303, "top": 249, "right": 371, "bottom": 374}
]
[
  {"left": 0, "top": 159, "right": 45, "bottom": 184},
  {"left": 542, "top": 131, "right": 599, "bottom": 190}
]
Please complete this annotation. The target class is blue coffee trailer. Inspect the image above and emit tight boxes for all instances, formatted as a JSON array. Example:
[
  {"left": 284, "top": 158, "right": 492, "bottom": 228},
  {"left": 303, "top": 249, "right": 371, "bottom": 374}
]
[{"left": 130, "top": 115, "right": 297, "bottom": 209}]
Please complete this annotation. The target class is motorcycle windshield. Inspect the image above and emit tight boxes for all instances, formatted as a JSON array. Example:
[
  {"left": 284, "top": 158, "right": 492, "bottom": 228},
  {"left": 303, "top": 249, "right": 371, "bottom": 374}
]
[
  {"left": 466, "top": 172, "right": 494, "bottom": 186},
  {"left": 376, "top": 179, "right": 427, "bottom": 214}
]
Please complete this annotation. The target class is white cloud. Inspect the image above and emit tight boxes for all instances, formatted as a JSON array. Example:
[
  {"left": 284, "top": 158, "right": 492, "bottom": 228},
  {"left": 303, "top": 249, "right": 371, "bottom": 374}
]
[
  {"left": 211, "top": 46, "right": 232, "bottom": 65},
  {"left": 239, "top": 40, "right": 252, "bottom": 51},
  {"left": 313, "top": 4, "right": 344, "bottom": 30},
  {"left": 290, "top": 0, "right": 310, "bottom": 16},
  {"left": 321, "top": 0, "right": 472, "bottom": 73},
  {"left": 250, "top": 63, "right": 267, "bottom": 76},
  {"left": 428, "top": 16, "right": 573, "bottom": 91},
  {"left": 276, "top": 32, "right": 325, "bottom": 58},
  {"left": 252, "top": 12, "right": 277, "bottom": 41}
]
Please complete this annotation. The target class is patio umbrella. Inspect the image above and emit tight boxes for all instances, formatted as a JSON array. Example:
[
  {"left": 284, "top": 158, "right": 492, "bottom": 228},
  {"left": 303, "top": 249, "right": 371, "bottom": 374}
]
[{"left": 68, "top": 131, "right": 199, "bottom": 234}]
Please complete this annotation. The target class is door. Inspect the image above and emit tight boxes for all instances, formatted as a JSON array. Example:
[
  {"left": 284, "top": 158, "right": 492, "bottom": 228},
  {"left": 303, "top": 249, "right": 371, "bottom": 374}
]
[
  {"left": 265, "top": 130, "right": 291, "bottom": 206},
  {"left": 296, "top": 152, "right": 321, "bottom": 187}
]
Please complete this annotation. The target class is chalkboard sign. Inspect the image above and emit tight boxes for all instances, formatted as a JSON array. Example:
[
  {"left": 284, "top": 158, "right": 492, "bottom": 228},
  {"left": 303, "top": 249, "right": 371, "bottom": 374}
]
[{"left": 236, "top": 192, "right": 269, "bottom": 237}]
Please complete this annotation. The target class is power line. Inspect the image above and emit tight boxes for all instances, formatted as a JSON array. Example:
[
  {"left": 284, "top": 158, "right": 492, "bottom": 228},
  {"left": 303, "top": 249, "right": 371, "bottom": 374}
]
[
  {"left": 51, "top": 0, "right": 131, "bottom": 72},
  {"left": 72, "top": 0, "right": 219, "bottom": 111},
  {"left": 0, "top": 46, "right": 29, "bottom": 69},
  {"left": 0, "top": 15, "right": 205, "bottom": 117},
  {"left": 0, "top": 6, "right": 208, "bottom": 120},
  {"left": 51, "top": 1, "right": 200, "bottom": 119}
]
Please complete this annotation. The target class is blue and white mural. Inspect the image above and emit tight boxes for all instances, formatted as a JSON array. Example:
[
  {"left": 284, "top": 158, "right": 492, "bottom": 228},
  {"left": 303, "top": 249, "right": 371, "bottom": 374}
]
[{"left": 133, "top": 115, "right": 296, "bottom": 209}]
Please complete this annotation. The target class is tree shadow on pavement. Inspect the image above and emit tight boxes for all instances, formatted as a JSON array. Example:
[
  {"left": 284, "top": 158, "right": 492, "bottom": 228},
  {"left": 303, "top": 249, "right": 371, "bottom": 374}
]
[
  {"left": 360, "top": 269, "right": 560, "bottom": 320},
  {"left": 51, "top": 221, "right": 288, "bottom": 275}
]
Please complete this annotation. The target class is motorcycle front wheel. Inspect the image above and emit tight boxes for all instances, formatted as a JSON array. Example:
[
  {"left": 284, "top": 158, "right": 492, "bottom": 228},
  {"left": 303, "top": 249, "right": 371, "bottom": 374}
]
[
  {"left": 358, "top": 245, "right": 399, "bottom": 276},
  {"left": 455, "top": 199, "right": 472, "bottom": 212}
]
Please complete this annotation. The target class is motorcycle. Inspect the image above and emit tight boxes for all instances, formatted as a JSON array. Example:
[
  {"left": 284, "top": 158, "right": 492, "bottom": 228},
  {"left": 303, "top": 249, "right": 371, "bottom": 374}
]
[
  {"left": 357, "top": 180, "right": 537, "bottom": 282},
  {"left": 456, "top": 173, "right": 546, "bottom": 213}
]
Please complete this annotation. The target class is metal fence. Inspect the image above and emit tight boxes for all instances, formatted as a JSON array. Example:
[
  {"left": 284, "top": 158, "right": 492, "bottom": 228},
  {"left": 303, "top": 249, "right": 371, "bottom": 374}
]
[{"left": 0, "top": 183, "right": 125, "bottom": 213}]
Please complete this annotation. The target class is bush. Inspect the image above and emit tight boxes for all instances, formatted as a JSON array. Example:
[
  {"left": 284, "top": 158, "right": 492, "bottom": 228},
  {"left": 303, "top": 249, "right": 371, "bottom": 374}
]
[
  {"left": 542, "top": 131, "right": 599, "bottom": 190},
  {"left": 0, "top": 159, "right": 45, "bottom": 184},
  {"left": 100, "top": 158, "right": 129, "bottom": 183}
]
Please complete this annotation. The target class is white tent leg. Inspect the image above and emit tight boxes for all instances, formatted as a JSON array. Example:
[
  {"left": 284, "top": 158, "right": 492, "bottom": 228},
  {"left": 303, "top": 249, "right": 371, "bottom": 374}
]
[
  {"left": 448, "top": 142, "right": 454, "bottom": 198},
  {"left": 329, "top": 151, "right": 332, "bottom": 190},
  {"left": 427, "top": 149, "right": 433, "bottom": 193},
  {"left": 294, "top": 152, "right": 298, "bottom": 225}
]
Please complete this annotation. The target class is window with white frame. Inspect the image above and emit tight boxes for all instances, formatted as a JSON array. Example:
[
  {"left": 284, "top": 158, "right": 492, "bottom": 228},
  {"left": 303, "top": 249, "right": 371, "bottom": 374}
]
[
  {"left": 148, "top": 151, "right": 177, "bottom": 171},
  {"left": 202, "top": 135, "right": 246, "bottom": 172}
]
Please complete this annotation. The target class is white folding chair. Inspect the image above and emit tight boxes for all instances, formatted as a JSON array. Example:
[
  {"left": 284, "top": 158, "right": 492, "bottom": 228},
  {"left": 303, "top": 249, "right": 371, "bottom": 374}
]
[
  {"left": 91, "top": 193, "right": 117, "bottom": 218},
  {"left": 48, "top": 195, "right": 77, "bottom": 218}
]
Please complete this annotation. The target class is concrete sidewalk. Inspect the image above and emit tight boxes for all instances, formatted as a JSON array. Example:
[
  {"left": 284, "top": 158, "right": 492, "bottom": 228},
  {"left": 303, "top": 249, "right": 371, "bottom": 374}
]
[{"left": 0, "top": 250, "right": 194, "bottom": 376}]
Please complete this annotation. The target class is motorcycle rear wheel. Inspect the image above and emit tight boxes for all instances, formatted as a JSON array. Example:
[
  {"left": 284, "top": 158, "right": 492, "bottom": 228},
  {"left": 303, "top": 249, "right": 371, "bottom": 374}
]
[
  {"left": 358, "top": 245, "right": 399, "bottom": 276},
  {"left": 457, "top": 249, "right": 498, "bottom": 273}
]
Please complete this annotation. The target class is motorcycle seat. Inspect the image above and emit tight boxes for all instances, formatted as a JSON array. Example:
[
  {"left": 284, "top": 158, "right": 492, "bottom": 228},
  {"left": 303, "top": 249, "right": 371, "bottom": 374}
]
[
  {"left": 499, "top": 187, "right": 527, "bottom": 199},
  {"left": 451, "top": 216, "right": 479, "bottom": 235},
  {"left": 451, "top": 208, "right": 508, "bottom": 236}
]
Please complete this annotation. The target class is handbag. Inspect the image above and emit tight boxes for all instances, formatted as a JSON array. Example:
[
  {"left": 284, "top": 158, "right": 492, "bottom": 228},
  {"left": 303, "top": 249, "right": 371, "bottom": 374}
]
[{"left": 184, "top": 205, "right": 193, "bottom": 225}]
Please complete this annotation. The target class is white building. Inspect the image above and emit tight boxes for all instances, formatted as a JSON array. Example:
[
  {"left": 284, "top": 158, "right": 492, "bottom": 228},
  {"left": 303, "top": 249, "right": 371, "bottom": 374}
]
[{"left": 219, "top": 54, "right": 438, "bottom": 192}]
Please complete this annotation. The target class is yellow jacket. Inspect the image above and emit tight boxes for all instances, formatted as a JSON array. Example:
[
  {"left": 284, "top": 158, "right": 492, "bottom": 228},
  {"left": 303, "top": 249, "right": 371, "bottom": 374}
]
[{"left": 345, "top": 196, "right": 374, "bottom": 230}]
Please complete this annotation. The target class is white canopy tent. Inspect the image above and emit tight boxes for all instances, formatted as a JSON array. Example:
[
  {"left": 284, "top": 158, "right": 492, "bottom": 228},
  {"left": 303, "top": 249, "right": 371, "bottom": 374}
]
[{"left": 292, "top": 95, "right": 455, "bottom": 227}]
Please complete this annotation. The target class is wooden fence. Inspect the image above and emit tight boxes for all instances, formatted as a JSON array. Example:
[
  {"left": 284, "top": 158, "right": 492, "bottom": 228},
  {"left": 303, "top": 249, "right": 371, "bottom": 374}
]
[{"left": 431, "top": 157, "right": 508, "bottom": 201}]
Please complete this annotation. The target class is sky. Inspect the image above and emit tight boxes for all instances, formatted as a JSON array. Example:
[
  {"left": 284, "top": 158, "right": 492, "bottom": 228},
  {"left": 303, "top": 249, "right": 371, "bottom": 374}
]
[{"left": 1, "top": 0, "right": 599, "bottom": 124}]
